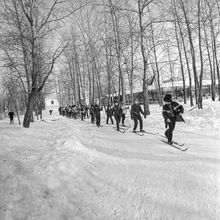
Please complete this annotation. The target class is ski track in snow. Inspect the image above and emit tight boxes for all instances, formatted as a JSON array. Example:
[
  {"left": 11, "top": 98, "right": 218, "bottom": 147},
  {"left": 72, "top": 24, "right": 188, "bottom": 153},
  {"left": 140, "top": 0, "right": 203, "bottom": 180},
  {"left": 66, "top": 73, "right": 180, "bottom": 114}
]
[{"left": 0, "top": 104, "right": 220, "bottom": 220}]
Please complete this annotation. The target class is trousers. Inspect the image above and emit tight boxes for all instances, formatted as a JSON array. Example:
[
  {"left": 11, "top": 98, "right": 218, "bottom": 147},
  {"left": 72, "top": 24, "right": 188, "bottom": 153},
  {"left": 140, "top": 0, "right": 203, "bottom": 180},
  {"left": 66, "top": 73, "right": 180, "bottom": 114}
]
[
  {"left": 133, "top": 115, "right": 143, "bottom": 131},
  {"left": 165, "top": 118, "right": 176, "bottom": 142}
]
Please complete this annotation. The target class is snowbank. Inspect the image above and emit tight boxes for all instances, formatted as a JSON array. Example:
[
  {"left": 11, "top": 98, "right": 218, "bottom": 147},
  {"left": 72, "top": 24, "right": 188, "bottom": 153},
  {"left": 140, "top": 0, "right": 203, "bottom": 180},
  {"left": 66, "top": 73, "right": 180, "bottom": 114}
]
[
  {"left": 183, "top": 101, "right": 220, "bottom": 137},
  {"left": 0, "top": 101, "right": 220, "bottom": 219}
]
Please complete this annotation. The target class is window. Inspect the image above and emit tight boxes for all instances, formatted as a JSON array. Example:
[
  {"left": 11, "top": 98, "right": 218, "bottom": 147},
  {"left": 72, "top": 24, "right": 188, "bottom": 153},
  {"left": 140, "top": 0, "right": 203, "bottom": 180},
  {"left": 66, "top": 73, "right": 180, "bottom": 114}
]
[{"left": 51, "top": 100, "right": 54, "bottom": 105}]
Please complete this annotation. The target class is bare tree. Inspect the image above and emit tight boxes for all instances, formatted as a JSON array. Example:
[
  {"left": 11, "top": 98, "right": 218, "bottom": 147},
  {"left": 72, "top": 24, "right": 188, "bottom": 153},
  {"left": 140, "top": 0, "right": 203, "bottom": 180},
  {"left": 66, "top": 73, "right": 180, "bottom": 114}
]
[
  {"left": 0, "top": 0, "right": 75, "bottom": 127},
  {"left": 180, "top": 0, "right": 200, "bottom": 107}
]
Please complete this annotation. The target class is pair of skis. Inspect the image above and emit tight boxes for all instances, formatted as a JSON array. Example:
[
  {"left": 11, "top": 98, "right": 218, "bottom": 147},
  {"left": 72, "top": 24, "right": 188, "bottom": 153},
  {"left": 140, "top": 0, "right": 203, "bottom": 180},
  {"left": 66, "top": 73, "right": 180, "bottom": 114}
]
[
  {"left": 113, "top": 125, "right": 188, "bottom": 152},
  {"left": 131, "top": 130, "right": 158, "bottom": 137},
  {"left": 160, "top": 140, "right": 188, "bottom": 152},
  {"left": 158, "top": 134, "right": 187, "bottom": 150},
  {"left": 114, "top": 125, "right": 129, "bottom": 133},
  {"left": 132, "top": 131, "right": 188, "bottom": 152},
  {"left": 158, "top": 134, "right": 187, "bottom": 152}
]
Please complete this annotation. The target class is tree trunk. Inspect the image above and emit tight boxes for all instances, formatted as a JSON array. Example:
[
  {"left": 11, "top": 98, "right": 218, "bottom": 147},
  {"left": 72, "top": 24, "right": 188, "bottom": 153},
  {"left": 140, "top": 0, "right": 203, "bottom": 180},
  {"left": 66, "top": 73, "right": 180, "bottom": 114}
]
[
  {"left": 74, "top": 46, "right": 81, "bottom": 105},
  {"left": 23, "top": 91, "right": 37, "bottom": 128},
  {"left": 15, "top": 99, "right": 21, "bottom": 125},
  {"left": 180, "top": 0, "right": 199, "bottom": 105},
  {"left": 174, "top": 19, "right": 186, "bottom": 104},
  {"left": 211, "top": 21, "right": 220, "bottom": 101},
  {"left": 150, "top": 23, "right": 162, "bottom": 106},
  {"left": 85, "top": 49, "right": 92, "bottom": 104},
  {"left": 92, "top": 60, "right": 95, "bottom": 104},
  {"left": 108, "top": 0, "right": 125, "bottom": 103},
  {"left": 167, "top": 45, "right": 175, "bottom": 96},
  {"left": 206, "top": 0, "right": 219, "bottom": 100},
  {"left": 198, "top": 0, "right": 203, "bottom": 109},
  {"left": 138, "top": 1, "right": 150, "bottom": 115},
  {"left": 203, "top": 20, "right": 215, "bottom": 101},
  {"left": 106, "top": 40, "right": 112, "bottom": 104},
  {"left": 174, "top": 0, "right": 193, "bottom": 106},
  {"left": 180, "top": 27, "right": 193, "bottom": 106}
]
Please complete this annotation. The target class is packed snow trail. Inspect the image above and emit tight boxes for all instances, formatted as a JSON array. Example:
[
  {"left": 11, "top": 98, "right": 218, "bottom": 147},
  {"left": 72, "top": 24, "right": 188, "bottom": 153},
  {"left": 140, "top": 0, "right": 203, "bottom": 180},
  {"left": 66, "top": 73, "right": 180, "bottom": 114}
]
[{"left": 0, "top": 108, "right": 220, "bottom": 220}]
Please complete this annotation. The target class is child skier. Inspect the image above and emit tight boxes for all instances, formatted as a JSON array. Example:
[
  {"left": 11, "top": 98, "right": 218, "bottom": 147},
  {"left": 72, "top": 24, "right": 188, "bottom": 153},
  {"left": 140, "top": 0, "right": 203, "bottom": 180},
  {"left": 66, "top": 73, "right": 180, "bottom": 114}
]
[
  {"left": 131, "top": 98, "right": 146, "bottom": 132},
  {"left": 90, "top": 105, "right": 95, "bottom": 123},
  {"left": 121, "top": 102, "right": 129, "bottom": 126},
  {"left": 80, "top": 105, "right": 85, "bottom": 121},
  {"left": 162, "top": 94, "right": 184, "bottom": 144},
  {"left": 8, "top": 110, "right": 15, "bottom": 124},
  {"left": 106, "top": 104, "right": 114, "bottom": 124},
  {"left": 94, "top": 104, "right": 103, "bottom": 127},
  {"left": 85, "top": 105, "right": 89, "bottom": 118},
  {"left": 112, "top": 100, "right": 123, "bottom": 131}
]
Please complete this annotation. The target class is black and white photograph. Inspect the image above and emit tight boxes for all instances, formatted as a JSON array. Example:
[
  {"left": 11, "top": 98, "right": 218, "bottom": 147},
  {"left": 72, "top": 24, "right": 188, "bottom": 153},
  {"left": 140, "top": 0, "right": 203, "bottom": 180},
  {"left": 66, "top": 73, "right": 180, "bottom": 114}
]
[{"left": 0, "top": 0, "right": 220, "bottom": 219}]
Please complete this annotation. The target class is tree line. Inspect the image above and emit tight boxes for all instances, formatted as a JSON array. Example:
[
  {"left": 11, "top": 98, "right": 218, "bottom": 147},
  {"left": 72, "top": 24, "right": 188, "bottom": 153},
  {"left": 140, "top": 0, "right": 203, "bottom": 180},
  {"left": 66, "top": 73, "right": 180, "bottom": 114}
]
[{"left": 0, "top": 0, "right": 220, "bottom": 128}]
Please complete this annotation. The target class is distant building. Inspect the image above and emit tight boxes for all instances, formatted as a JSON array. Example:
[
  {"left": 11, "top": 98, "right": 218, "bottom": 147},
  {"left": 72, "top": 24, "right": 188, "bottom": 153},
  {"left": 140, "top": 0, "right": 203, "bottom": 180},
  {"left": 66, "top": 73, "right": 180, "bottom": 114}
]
[{"left": 45, "top": 95, "right": 59, "bottom": 111}]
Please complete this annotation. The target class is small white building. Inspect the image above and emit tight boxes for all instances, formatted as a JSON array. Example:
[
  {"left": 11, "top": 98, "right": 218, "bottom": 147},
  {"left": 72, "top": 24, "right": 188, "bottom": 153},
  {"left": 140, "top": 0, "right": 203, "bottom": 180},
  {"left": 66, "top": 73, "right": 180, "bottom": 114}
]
[{"left": 45, "top": 95, "right": 60, "bottom": 112}]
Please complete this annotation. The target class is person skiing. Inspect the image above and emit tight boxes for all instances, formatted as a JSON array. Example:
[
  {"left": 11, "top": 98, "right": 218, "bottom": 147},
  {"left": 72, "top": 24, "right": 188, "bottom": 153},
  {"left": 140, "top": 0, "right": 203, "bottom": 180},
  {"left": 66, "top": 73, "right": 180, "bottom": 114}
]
[
  {"left": 58, "top": 106, "right": 62, "bottom": 115},
  {"left": 90, "top": 105, "right": 95, "bottom": 124},
  {"left": 106, "top": 104, "right": 114, "bottom": 125},
  {"left": 131, "top": 98, "right": 146, "bottom": 132},
  {"left": 80, "top": 105, "right": 85, "bottom": 121},
  {"left": 112, "top": 100, "right": 122, "bottom": 131},
  {"left": 162, "top": 94, "right": 184, "bottom": 144},
  {"left": 85, "top": 105, "right": 89, "bottom": 118},
  {"left": 121, "top": 102, "right": 129, "bottom": 126},
  {"left": 8, "top": 110, "right": 15, "bottom": 124},
  {"left": 94, "top": 104, "right": 103, "bottom": 127}
]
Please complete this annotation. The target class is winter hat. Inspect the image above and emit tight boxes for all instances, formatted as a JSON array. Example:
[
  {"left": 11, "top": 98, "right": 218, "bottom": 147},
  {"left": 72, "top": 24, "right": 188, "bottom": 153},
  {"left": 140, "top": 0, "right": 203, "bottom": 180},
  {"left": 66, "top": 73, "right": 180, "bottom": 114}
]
[{"left": 163, "top": 94, "right": 172, "bottom": 102}]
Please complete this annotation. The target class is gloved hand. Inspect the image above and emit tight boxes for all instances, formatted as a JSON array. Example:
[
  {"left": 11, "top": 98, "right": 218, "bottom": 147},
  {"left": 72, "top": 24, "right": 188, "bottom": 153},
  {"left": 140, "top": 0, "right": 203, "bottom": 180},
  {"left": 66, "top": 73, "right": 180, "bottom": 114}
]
[{"left": 144, "top": 114, "right": 146, "bottom": 118}]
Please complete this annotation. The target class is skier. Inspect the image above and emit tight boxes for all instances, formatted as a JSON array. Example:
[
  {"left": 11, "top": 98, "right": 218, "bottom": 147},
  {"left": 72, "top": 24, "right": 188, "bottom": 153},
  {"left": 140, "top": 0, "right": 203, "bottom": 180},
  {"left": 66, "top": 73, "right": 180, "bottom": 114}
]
[
  {"left": 121, "top": 102, "right": 129, "bottom": 126},
  {"left": 131, "top": 98, "right": 146, "bottom": 132},
  {"left": 90, "top": 105, "right": 95, "bottom": 124},
  {"left": 94, "top": 104, "right": 103, "bottom": 127},
  {"left": 58, "top": 106, "right": 62, "bottom": 115},
  {"left": 85, "top": 105, "right": 89, "bottom": 118},
  {"left": 8, "top": 110, "right": 15, "bottom": 124},
  {"left": 112, "top": 100, "right": 122, "bottom": 131},
  {"left": 61, "top": 107, "right": 65, "bottom": 116},
  {"left": 162, "top": 94, "right": 184, "bottom": 144},
  {"left": 72, "top": 105, "right": 77, "bottom": 119},
  {"left": 106, "top": 104, "right": 114, "bottom": 125},
  {"left": 80, "top": 105, "right": 85, "bottom": 121}
]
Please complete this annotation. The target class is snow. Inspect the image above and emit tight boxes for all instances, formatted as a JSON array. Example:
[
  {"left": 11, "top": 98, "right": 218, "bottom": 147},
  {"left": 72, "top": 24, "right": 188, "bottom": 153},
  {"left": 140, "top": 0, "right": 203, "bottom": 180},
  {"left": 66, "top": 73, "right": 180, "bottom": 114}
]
[{"left": 0, "top": 100, "right": 220, "bottom": 220}]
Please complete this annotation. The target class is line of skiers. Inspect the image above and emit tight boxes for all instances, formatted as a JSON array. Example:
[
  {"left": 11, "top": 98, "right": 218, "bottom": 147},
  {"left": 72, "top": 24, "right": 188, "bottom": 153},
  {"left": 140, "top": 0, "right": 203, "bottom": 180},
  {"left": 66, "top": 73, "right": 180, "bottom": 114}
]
[
  {"left": 59, "top": 105, "right": 90, "bottom": 120},
  {"left": 6, "top": 93, "right": 183, "bottom": 145},
  {"left": 58, "top": 94, "right": 184, "bottom": 145},
  {"left": 84, "top": 99, "right": 146, "bottom": 132},
  {"left": 106, "top": 95, "right": 184, "bottom": 144}
]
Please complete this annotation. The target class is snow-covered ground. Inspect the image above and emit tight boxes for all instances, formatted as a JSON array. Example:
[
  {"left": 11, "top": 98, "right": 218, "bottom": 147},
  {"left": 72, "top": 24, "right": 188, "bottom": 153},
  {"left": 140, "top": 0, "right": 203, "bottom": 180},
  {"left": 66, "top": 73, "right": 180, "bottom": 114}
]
[{"left": 0, "top": 100, "right": 220, "bottom": 220}]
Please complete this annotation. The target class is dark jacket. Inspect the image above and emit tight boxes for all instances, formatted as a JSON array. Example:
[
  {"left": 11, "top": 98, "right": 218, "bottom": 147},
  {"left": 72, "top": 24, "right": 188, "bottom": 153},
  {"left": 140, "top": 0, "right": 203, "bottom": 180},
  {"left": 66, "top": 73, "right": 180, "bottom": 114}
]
[
  {"left": 8, "top": 111, "right": 15, "bottom": 119},
  {"left": 106, "top": 107, "right": 113, "bottom": 116},
  {"left": 162, "top": 101, "right": 184, "bottom": 122},
  {"left": 90, "top": 106, "right": 94, "bottom": 115},
  {"left": 80, "top": 106, "right": 85, "bottom": 112},
  {"left": 112, "top": 105, "right": 122, "bottom": 117},
  {"left": 131, "top": 104, "right": 144, "bottom": 119},
  {"left": 94, "top": 105, "right": 103, "bottom": 116}
]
